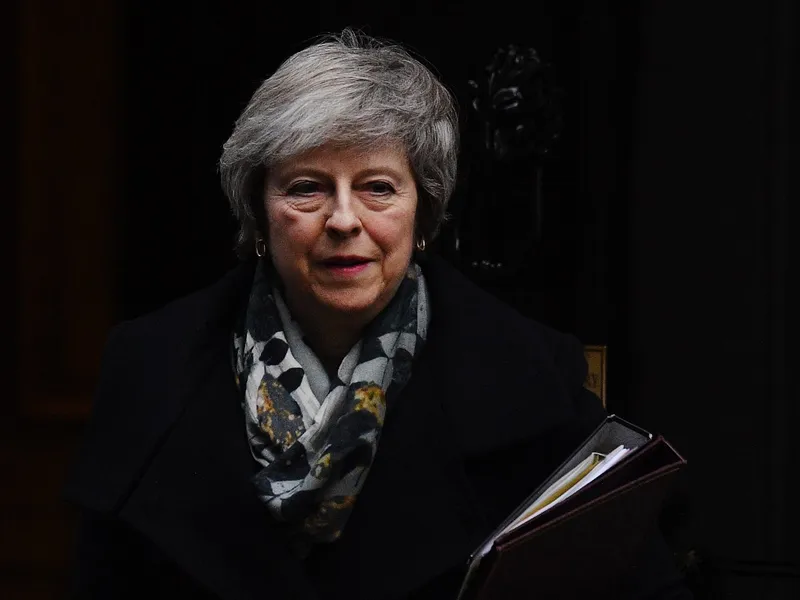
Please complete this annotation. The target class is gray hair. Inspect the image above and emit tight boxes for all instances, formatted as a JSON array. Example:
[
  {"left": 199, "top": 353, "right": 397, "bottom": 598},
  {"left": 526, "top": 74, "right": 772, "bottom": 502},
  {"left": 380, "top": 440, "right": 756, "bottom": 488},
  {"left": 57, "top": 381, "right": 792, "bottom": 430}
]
[{"left": 219, "top": 28, "right": 459, "bottom": 258}]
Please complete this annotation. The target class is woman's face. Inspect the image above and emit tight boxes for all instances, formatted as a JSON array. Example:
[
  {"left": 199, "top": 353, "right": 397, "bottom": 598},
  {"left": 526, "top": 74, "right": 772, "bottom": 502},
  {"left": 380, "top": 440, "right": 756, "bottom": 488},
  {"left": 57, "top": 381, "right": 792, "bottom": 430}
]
[{"left": 264, "top": 143, "right": 418, "bottom": 324}]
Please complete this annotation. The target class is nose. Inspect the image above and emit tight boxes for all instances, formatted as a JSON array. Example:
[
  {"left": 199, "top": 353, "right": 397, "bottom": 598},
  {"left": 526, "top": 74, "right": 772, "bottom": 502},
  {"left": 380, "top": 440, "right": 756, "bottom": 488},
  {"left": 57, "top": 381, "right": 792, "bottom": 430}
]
[{"left": 325, "top": 187, "right": 362, "bottom": 238}]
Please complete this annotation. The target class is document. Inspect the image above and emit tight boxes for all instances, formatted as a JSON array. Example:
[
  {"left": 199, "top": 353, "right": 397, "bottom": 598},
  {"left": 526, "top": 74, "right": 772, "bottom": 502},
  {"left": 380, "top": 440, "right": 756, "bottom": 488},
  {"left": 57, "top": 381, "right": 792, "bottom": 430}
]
[{"left": 503, "top": 445, "right": 632, "bottom": 533}]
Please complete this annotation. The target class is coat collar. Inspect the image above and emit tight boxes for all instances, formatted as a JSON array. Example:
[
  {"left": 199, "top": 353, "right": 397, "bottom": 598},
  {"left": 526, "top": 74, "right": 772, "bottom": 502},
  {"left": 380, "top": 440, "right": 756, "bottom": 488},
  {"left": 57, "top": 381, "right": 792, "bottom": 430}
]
[{"left": 108, "top": 254, "right": 576, "bottom": 599}]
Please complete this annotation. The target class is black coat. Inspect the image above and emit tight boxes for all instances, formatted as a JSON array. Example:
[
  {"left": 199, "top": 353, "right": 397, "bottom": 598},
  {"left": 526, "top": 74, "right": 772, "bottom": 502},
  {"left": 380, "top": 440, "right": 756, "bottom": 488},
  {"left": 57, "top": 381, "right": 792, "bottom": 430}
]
[{"left": 64, "top": 255, "right": 691, "bottom": 600}]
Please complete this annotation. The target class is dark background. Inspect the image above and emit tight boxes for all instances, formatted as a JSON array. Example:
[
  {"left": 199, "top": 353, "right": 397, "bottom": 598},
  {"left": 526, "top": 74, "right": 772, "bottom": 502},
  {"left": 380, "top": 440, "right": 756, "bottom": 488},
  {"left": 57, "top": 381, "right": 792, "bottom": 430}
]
[{"left": 3, "top": 0, "right": 796, "bottom": 598}]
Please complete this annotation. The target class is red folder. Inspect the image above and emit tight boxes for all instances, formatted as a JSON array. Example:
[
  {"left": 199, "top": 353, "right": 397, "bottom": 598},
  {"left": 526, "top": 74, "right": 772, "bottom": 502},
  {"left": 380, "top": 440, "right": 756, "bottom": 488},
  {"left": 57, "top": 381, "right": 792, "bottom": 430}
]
[{"left": 458, "top": 415, "right": 687, "bottom": 600}]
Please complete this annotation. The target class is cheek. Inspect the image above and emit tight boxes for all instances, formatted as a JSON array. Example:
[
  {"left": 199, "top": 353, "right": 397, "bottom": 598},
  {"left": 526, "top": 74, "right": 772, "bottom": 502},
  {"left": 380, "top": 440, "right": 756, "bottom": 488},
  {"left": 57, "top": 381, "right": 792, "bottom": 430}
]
[
  {"left": 266, "top": 206, "right": 313, "bottom": 251},
  {"left": 373, "top": 213, "right": 416, "bottom": 261},
  {"left": 266, "top": 210, "right": 306, "bottom": 276}
]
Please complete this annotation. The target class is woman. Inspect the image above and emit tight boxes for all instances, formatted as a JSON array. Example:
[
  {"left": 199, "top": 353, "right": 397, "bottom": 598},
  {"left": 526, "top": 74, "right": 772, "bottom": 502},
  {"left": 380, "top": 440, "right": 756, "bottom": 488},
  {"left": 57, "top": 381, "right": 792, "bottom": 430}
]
[{"left": 65, "top": 30, "right": 691, "bottom": 599}]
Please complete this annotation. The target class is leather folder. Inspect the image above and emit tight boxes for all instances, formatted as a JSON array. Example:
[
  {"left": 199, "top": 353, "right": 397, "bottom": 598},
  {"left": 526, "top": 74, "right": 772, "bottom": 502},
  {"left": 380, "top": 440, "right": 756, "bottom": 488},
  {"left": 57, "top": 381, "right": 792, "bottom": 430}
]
[{"left": 457, "top": 415, "right": 687, "bottom": 600}]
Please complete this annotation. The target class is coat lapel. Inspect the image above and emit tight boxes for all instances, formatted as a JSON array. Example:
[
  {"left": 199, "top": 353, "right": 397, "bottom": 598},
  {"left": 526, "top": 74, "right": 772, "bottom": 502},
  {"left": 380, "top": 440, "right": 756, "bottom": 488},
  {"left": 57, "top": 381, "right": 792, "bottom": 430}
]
[
  {"left": 304, "top": 336, "right": 490, "bottom": 600},
  {"left": 117, "top": 262, "right": 321, "bottom": 600}
]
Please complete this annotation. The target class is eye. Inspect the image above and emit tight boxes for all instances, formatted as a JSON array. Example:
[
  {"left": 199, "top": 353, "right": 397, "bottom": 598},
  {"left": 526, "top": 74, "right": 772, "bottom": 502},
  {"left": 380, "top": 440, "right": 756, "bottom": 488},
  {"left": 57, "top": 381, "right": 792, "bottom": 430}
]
[
  {"left": 365, "top": 181, "right": 396, "bottom": 196},
  {"left": 287, "top": 180, "right": 323, "bottom": 196}
]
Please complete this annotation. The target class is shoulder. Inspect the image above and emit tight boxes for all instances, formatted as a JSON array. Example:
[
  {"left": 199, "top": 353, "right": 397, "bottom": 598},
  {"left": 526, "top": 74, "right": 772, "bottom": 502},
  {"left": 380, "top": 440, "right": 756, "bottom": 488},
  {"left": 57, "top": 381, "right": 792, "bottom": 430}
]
[
  {"left": 421, "top": 254, "right": 590, "bottom": 397},
  {"left": 114, "top": 260, "right": 256, "bottom": 347},
  {"left": 82, "top": 260, "right": 254, "bottom": 407},
  {"left": 417, "top": 256, "right": 607, "bottom": 521},
  {"left": 418, "top": 254, "right": 605, "bottom": 455},
  {"left": 63, "top": 261, "right": 255, "bottom": 512}
]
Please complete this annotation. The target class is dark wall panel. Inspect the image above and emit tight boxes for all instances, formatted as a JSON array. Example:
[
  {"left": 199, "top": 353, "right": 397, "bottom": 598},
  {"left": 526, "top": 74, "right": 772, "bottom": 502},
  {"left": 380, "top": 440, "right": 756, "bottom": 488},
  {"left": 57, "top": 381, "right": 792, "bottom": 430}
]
[{"left": 624, "top": 0, "right": 795, "bottom": 596}]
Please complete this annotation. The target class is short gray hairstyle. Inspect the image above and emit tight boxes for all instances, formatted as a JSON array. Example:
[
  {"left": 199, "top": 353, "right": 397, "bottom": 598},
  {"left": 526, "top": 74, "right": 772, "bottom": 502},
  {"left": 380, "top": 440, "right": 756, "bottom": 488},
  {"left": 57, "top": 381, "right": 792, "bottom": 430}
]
[{"left": 219, "top": 28, "right": 459, "bottom": 258}]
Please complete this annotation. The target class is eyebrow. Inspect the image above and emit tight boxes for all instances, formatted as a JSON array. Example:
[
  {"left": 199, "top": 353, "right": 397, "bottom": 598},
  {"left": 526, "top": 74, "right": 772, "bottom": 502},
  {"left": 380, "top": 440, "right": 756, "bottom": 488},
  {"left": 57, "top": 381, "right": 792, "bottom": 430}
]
[{"left": 356, "top": 167, "right": 409, "bottom": 181}]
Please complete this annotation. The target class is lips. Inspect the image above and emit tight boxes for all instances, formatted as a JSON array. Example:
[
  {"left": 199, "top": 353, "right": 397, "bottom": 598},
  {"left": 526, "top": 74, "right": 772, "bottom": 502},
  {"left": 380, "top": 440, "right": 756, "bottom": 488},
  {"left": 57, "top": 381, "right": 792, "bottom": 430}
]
[
  {"left": 318, "top": 255, "right": 373, "bottom": 277},
  {"left": 320, "top": 256, "right": 372, "bottom": 267}
]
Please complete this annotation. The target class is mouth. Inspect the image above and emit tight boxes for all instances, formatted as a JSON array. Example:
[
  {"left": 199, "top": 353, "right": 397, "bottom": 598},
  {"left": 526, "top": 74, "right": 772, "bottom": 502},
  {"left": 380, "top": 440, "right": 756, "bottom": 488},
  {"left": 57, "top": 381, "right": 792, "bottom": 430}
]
[
  {"left": 320, "top": 256, "right": 372, "bottom": 267},
  {"left": 319, "top": 256, "right": 373, "bottom": 275}
]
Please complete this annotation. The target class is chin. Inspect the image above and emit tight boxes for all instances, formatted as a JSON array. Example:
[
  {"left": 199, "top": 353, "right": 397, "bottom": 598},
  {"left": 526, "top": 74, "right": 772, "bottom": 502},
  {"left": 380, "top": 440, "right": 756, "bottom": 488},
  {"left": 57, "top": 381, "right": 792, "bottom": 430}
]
[{"left": 317, "top": 289, "right": 385, "bottom": 318}]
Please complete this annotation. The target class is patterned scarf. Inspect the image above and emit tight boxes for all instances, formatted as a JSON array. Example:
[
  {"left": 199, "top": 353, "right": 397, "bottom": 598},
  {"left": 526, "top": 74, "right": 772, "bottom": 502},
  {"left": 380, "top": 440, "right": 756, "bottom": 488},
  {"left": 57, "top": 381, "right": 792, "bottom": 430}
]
[{"left": 231, "top": 259, "right": 429, "bottom": 553}]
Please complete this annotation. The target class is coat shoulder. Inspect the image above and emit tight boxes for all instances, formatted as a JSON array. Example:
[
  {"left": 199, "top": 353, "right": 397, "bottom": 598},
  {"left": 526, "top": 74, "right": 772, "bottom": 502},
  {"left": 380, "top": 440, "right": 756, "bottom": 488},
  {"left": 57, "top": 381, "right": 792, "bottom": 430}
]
[
  {"left": 422, "top": 254, "right": 592, "bottom": 398},
  {"left": 419, "top": 255, "right": 604, "bottom": 456},
  {"left": 63, "top": 261, "right": 255, "bottom": 513},
  {"left": 122, "top": 260, "right": 255, "bottom": 342}
]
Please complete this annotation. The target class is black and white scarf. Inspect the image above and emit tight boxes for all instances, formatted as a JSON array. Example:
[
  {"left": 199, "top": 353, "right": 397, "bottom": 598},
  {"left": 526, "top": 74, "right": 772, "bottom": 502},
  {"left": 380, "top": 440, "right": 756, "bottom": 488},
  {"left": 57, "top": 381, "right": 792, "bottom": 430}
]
[{"left": 231, "top": 259, "right": 429, "bottom": 551}]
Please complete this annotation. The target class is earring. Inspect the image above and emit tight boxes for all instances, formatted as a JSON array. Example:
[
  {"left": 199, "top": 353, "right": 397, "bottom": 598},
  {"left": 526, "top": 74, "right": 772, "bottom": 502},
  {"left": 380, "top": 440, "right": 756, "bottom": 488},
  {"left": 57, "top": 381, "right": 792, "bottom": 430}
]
[
  {"left": 255, "top": 237, "right": 267, "bottom": 258},
  {"left": 416, "top": 237, "right": 427, "bottom": 252}
]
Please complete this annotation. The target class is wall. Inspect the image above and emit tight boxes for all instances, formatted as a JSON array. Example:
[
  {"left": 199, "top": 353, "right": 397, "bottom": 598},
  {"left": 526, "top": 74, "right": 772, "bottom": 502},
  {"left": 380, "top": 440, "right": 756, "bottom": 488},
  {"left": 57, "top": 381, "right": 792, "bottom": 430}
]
[
  {"left": 3, "top": 0, "right": 119, "bottom": 597},
  {"left": 623, "top": 1, "right": 796, "bottom": 597}
]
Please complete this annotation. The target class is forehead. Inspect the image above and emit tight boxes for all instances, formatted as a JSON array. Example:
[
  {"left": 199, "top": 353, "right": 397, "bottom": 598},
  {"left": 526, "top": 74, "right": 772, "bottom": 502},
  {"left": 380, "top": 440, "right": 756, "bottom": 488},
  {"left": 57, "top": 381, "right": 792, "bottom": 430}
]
[{"left": 272, "top": 142, "right": 412, "bottom": 175}]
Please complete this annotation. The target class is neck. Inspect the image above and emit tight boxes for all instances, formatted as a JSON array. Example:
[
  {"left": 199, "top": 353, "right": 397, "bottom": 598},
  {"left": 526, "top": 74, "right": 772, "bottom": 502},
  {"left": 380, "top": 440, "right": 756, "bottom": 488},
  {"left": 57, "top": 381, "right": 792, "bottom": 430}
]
[
  {"left": 306, "top": 321, "right": 362, "bottom": 373},
  {"left": 285, "top": 298, "right": 369, "bottom": 372}
]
